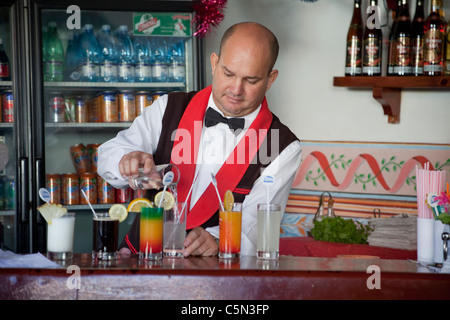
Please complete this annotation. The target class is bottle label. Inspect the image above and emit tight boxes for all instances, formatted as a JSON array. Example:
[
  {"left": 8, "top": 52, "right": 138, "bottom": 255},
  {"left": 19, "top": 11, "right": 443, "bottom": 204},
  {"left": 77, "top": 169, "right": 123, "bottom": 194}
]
[
  {"left": 363, "top": 38, "right": 381, "bottom": 68},
  {"left": 118, "top": 62, "right": 134, "bottom": 79},
  {"left": 152, "top": 63, "right": 168, "bottom": 79},
  {"left": 346, "top": 38, "right": 362, "bottom": 74},
  {"left": 169, "top": 63, "right": 185, "bottom": 80},
  {"left": 101, "top": 61, "right": 118, "bottom": 80},
  {"left": 81, "top": 61, "right": 99, "bottom": 79},
  {"left": 389, "top": 35, "right": 412, "bottom": 74},
  {"left": 135, "top": 63, "right": 151, "bottom": 80},
  {"left": 424, "top": 29, "right": 445, "bottom": 64},
  {"left": 0, "top": 62, "right": 10, "bottom": 78},
  {"left": 45, "top": 60, "right": 63, "bottom": 80}
]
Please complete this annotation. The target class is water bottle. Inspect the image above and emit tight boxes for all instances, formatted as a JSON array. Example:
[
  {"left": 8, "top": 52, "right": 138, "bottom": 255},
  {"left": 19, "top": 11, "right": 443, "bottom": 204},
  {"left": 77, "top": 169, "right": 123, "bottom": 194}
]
[
  {"left": 64, "top": 30, "right": 82, "bottom": 81},
  {"left": 150, "top": 37, "right": 168, "bottom": 82},
  {"left": 115, "top": 25, "right": 134, "bottom": 82},
  {"left": 97, "top": 25, "right": 118, "bottom": 82},
  {"left": 167, "top": 39, "right": 185, "bottom": 83},
  {"left": 44, "top": 22, "right": 64, "bottom": 82},
  {"left": 129, "top": 164, "right": 179, "bottom": 190},
  {"left": 133, "top": 36, "right": 151, "bottom": 82},
  {"left": 79, "top": 24, "right": 100, "bottom": 82},
  {"left": 0, "top": 38, "right": 11, "bottom": 81}
]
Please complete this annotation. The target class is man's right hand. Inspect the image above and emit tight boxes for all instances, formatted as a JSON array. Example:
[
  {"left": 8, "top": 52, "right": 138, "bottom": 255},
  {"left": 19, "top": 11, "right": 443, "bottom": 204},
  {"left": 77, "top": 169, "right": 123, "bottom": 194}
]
[{"left": 118, "top": 151, "right": 156, "bottom": 178}]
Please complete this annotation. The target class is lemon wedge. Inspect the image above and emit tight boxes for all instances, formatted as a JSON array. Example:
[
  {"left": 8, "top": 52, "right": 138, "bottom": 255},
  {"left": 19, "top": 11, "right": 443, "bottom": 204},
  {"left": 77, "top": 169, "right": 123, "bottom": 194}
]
[
  {"left": 154, "top": 191, "right": 175, "bottom": 210},
  {"left": 127, "top": 197, "right": 154, "bottom": 213},
  {"left": 223, "top": 190, "right": 234, "bottom": 212},
  {"left": 109, "top": 204, "right": 128, "bottom": 223},
  {"left": 37, "top": 203, "right": 68, "bottom": 225}
]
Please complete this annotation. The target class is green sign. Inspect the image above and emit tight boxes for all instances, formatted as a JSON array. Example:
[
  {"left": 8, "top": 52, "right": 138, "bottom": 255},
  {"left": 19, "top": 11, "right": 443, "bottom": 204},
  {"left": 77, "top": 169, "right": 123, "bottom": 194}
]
[{"left": 133, "top": 12, "right": 192, "bottom": 37}]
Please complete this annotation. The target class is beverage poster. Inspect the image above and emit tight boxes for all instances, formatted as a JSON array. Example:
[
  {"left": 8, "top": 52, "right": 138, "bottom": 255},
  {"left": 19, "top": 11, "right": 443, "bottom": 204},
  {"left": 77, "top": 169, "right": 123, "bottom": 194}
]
[{"left": 133, "top": 13, "right": 192, "bottom": 37}]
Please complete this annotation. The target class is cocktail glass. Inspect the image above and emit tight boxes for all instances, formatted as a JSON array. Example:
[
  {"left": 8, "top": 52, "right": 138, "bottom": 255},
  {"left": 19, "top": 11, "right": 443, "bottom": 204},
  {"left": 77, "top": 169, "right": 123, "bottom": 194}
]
[
  {"left": 92, "top": 212, "right": 119, "bottom": 260},
  {"left": 47, "top": 212, "right": 76, "bottom": 260},
  {"left": 163, "top": 202, "right": 186, "bottom": 257},
  {"left": 257, "top": 203, "right": 282, "bottom": 260},
  {"left": 140, "top": 206, "right": 164, "bottom": 260},
  {"left": 219, "top": 202, "right": 242, "bottom": 259}
]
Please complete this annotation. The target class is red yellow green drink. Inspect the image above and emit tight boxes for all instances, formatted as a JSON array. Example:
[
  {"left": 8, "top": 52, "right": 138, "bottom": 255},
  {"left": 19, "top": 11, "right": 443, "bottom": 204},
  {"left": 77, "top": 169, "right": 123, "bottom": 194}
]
[{"left": 139, "top": 207, "right": 164, "bottom": 260}]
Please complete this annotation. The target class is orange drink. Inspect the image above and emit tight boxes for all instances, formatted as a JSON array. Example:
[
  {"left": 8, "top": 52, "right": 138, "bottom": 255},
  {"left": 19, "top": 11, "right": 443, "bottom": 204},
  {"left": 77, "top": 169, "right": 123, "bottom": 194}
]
[
  {"left": 219, "top": 202, "right": 242, "bottom": 259},
  {"left": 139, "top": 207, "right": 164, "bottom": 260}
]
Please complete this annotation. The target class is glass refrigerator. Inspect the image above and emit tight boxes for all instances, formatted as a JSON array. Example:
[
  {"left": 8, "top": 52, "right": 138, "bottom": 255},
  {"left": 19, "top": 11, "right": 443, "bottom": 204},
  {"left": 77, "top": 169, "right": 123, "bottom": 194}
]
[{"left": 1, "top": 0, "right": 205, "bottom": 253}]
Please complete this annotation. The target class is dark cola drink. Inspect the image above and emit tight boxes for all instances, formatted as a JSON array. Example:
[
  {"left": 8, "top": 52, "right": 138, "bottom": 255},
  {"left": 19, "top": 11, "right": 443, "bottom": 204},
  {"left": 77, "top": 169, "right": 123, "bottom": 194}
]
[{"left": 92, "top": 213, "right": 119, "bottom": 260}]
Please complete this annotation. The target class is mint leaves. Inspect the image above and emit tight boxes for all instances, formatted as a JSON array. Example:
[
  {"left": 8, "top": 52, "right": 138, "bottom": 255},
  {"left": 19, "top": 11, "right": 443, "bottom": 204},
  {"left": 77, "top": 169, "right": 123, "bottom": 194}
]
[{"left": 311, "top": 217, "right": 372, "bottom": 244}]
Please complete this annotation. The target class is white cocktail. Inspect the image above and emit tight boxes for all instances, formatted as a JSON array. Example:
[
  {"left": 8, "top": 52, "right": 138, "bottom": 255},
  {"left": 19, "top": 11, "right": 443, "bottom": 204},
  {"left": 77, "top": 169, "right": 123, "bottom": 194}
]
[
  {"left": 47, "top": 212, "right": 76, "bottom": 260},
  {"left": 257, "top": 204, "right": 282, "bottom": 260}
]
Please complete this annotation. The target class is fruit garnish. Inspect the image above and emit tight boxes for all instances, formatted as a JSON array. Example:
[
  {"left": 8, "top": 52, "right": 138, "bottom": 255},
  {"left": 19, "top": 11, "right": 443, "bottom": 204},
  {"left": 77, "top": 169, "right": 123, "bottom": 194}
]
[
  {"left": 154, "top": 191, "right": 175, "bottom": 210},
  {"left": 37, "top": 203, "right": 67, "bottom": 225},
  {"left": 109, "top": 204, "right": 128, "bottom": 223},
  {"left": 127, "top": 197, "right": 154, "bottom": 213},
  {"left": 223, "top": 190, "right": 234, "bottom": 212}
]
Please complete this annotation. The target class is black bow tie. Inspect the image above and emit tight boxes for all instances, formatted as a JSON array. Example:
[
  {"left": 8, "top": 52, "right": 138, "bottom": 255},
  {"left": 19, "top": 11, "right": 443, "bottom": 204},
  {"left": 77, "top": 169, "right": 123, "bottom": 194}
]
[{"left": 204, "top": 108, "right": 245, "bottom": 134}]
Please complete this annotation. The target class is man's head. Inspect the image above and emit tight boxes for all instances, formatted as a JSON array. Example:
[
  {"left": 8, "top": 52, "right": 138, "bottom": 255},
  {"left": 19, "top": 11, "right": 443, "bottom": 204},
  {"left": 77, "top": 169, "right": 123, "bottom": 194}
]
[{"left": 210, "top": 22, "right": 279, "bottom": 117}]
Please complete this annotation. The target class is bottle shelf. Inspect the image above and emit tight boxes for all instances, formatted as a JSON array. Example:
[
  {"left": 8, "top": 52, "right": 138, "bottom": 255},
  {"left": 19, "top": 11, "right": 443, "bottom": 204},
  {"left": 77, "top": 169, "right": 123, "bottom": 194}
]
[
  {"left": 44, "top": 81, "right": 185, "bottom": 89},
  {"left": 333, "top": 76, "right": 450, "bottom": 124},
  {"left": 45, "top": 122, "right": 132, "bottom": 132}
]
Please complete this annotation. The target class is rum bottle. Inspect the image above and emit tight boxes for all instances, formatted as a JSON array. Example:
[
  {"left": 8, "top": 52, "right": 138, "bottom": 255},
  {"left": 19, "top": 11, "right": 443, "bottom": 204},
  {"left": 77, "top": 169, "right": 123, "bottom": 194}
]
[
  {"left": 411, "top": 0, "right": 425, "bottom": 75},
  {"left": 388, "top": 0, "right": 402, "bottom": 75},
  {"left": 388, "top": 0, "right": 412, "bottom": 76},
  {"left": 345, "top": 0, "right": 363, "bottom": 76},
  {"left": 363, "top": 0, "right": 382, "bottom": 76},
  {"left": 423, "top": 0, "right": 447, "bottom": 76}
]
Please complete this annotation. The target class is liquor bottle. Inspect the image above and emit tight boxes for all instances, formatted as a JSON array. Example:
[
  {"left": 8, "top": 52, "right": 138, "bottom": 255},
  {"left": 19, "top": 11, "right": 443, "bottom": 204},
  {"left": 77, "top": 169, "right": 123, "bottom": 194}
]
[
  {"left": 79, "top": 24, "right": 100, "bottom": 82},
  {"left": 388, "top": 0, "right": 412, "bottom": 76},
  {"left": 411, "top": 0, "right": 425, "bottom": 76},
  {"left": 363, "top": 0, "right": 382, "bottom": 76},
  {"left": 44, "top": 22, "right": 64, "bottom": 82},
  {"left": 423, "top": 0, "right": 447, "bottom": 76},
  {"left": 345, "top": 0, "right": 363, "bottom": 76},
  {"left": 388, "top": 0, "right": 402, "bottom": 75},
  {"left": 0, "top": 38, "right": 11, "bottom": 81}
]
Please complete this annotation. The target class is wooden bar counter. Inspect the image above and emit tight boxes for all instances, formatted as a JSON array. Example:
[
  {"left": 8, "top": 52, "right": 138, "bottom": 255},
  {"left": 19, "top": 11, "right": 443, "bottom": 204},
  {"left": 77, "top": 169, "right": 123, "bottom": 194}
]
[{"left": 1, "top": 253, "right": 450, "bottom": 300}]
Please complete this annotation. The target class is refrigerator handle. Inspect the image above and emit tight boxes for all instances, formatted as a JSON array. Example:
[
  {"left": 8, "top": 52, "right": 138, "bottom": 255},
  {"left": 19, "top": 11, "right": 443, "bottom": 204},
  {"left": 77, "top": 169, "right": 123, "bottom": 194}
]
[
  {"left": 18, "top": 157, "right": 29, "bottom": 224},
  {"left": 35, "top": 158, "right": 46, "bottom": 223}
]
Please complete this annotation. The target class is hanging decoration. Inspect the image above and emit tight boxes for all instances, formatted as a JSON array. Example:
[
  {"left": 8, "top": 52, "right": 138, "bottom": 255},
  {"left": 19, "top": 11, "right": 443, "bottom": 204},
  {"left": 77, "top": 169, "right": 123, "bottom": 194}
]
[{"left": 193, "top": 0, "right": 228, "bottom": 38}]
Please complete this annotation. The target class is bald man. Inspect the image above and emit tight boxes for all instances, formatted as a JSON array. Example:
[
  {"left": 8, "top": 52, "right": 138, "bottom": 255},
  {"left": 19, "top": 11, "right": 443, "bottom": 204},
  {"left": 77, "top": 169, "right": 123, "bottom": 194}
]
[{"left": 98, "top": 22, "right": 302, "bottom": 257}]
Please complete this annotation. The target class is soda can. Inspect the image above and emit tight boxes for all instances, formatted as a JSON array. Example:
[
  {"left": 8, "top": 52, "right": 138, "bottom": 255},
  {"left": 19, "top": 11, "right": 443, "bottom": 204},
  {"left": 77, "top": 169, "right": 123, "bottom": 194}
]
[
  {"left": 118, "top": 90, "right": 136, "bottom": 122},
  {"left": 2, "top": 90, "right": 13, "bottom": 123},
  {"left": 99, "top": 91, "right": 118, "bottom": 122},
  {"left": 64, "top": 96, "right": 76, "bottom": 122},
  {"left": 87, "top": 143, "right": 100, "bottom": 173},
  {"left": 135, "top": 91, "right": 152, "bottom": 116},
  {"left": 152, "top": 91, "right": 166, "bottom": 102},
  {"left": 61, "top": 173, "right": 79, "bottom": 205},
  {"left": 46, "top": 173, "right": 61, "bottom": 204},
  {"left": 48, "top": 93, "right": 65, "bottom": 123},
  {"left": 79, "top": 172, "right": 97, "bottom": 205},
  {"left": 75, "top": 96, "right": 88, "bottom": 123},
  {"left": 70, "top": 143, "right": 90, "bottom": 174},
  {"left": 97, "top": 175, "right": 115, "bottom": 204},
  {"left": 89, "top": 94, "right": 100, "bottom": 123},
  {"left": 115, "top": 187, "right": 132, "bottom": 203}
]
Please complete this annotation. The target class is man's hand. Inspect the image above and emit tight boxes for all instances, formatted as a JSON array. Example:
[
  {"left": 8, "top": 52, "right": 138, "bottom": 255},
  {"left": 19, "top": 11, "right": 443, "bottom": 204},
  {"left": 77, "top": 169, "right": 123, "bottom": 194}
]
[
  {"left": 118, "top": 151, "right": 155, "bottom": 178},
  {"left": 183, "top": 227, "right": 218, "bottom": 257}
]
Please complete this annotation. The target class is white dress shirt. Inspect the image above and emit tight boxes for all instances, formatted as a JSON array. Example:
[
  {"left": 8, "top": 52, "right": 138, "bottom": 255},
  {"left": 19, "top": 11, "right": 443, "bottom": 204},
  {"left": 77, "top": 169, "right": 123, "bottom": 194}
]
[{"left": 98, "top": 93, "right": 302, "bottom": 255}]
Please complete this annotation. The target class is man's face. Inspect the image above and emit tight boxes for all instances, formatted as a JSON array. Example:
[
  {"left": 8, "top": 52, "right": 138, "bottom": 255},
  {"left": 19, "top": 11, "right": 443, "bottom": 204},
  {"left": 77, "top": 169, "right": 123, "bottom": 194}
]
[{"left": 210, "top": 33, "right": 278, "bottom": 118}]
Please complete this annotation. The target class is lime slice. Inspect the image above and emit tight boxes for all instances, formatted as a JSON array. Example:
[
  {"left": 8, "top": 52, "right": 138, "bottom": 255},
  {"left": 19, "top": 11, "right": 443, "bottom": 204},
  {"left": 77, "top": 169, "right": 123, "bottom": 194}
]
[
  {"left": 109, "top": 204, "right": 128, "bottom": 223},
  {"left": 154, "top": 191, "right": 175, "bottom": 210}
]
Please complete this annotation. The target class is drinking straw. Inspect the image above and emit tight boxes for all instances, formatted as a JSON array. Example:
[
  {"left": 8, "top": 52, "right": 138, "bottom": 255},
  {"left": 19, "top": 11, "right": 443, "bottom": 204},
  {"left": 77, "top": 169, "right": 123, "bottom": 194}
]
[
  {"left": 158, "top": 171, "right": 174, "bottom": 208},
  {"left": 179, "top": 171, "right": 199, "bottom": 221},
  {"left": 210, "top": 173, "right": 225, "bottom": 212},
  {"left": 81, "top": 188, "right": 98, "bottom": 219}
]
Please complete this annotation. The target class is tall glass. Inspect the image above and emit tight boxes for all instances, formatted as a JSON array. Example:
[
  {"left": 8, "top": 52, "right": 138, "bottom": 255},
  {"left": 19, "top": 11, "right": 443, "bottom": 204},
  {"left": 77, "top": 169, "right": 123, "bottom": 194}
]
[
  {"left": 163, "top": 202, "right": 186, "bottom": 257},
  {"left": 47, "top": 212, "right": 76, "bottom": 260},
  {"left": 140, "top": 206, "right": 164, "bottom": 260},
  {"left": 219, "top": 202, "right": 242, "bottom": 259},
  {"left": 92, "top": 212, "right": 119, "bottom": 260},
  {"left": 257, "top": 203, "right": 282, "bottom": 260}
]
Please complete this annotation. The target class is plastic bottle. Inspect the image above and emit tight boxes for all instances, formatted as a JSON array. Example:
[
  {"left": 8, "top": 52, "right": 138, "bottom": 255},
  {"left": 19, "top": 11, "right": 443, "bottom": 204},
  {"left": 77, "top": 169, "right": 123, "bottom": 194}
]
[
  {"left": 64, "top": 30, "right": 82, "bottom": 81},
  {"left": 115, "top": 25, "right": 134, "bottom": 82},
  {"left": 79, "top": 24, "right": 100, "bottom": 82},
  {"left": 150, "top": 37, "right": 168, "bottom": 82},
  {"left": 44, "top": 22, "right": 64, "bottom": 82},
  {"left": 167, "top": 39, "right": 185, "bottom": 83},
  {"left": 97, "top": 25, "right": 118, "bottom": 82},
  {"left": 0, "top": 38, "right": 11, "bottom": 81},
  {"left": 133, "top": 36, "right": 151, "bottom": 82}
]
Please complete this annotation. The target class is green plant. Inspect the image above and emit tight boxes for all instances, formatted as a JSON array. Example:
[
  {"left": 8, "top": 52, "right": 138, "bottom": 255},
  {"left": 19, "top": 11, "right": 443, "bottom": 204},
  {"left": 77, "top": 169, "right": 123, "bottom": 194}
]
[{"left": 311, "top": 217, "right": 372, "bottom": 244}]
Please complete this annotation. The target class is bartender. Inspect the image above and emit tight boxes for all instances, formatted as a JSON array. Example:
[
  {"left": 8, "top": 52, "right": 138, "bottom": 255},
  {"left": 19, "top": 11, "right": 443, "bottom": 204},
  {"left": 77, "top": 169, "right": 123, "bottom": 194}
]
[{"left": 97, "top": 22, "right": 302, "bottom": 256}]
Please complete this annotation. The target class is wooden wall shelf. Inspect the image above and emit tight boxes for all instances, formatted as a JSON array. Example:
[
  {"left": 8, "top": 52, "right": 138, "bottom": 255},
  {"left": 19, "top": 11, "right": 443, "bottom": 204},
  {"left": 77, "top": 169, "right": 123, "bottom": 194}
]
[{"left": 333, "top": 76, "right": 450, "bottom": 124}]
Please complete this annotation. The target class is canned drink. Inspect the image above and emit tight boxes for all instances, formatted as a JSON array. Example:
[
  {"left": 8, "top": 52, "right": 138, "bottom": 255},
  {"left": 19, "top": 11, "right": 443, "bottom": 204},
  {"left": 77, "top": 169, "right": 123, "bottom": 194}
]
[
  {"left": 46, "top": 174, "right": 61, "bottom": 204},
  {"left": 135, "top": 91, "right": 152, "bottom": 116},
  {"left": 114, "top": 187, "right": 133, "bottom": 203},
  {"left": 48, "top": 94, "right": 65, "bottom": 123},
  {"left": 118, "top": 90, "right": 136, "bottom": 122},
  {"left": 152, "top": 91, "right": 166, "bottom": 102},
  {"left": 99, "top": 91, "right": 118, "bottom": 122},
  {"left": 70, "top": 143, "right": 90, "bottom": 174},
  {"left": 89, "top": 94, "right": 100, "bottom": 123},
  {"left": 79, "top": 172, "right": 97, "bottom": 205},
  {"left": 61, "top": 173, "right": 79, "bottom": 205},
  {"left": 2, "top": 90, "right": 13, "bottom": 123},
  {"left": 87, "top": 143, "right": 100, "bottom": 173},
  {"left": 97, "top": 175, "right": 115, "bottom": 204},
  {"left": 75, "top": 96, "right": 88, "bottom": 123},
  {"left": 64, "top": 97, "right": 76, "bottom": 122}
]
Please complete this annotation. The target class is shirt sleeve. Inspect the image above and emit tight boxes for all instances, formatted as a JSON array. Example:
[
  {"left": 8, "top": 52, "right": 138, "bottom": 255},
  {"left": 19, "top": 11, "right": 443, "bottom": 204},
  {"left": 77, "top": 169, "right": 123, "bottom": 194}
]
[
  {"left": 97, "top": 94, "right": 168, "bottom": 189},
  {"left": 206, "top": 139, "right": 302, "bottom": 255}
]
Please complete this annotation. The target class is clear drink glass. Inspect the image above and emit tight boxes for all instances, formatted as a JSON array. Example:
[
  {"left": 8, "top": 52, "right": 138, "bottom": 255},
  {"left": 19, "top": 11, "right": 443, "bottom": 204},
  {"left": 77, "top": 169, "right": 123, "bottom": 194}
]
[
  {"left": 219, "top": 202, "right": 242, "bottom": 259},
  {"left": 129, "top": 164, "right": 180, "bottom": 190},
  {"left": 140, "top": 206, "right": 164, "bottom": 260},
  {"left": 163, "top": 202, "right": 187, "bottom": 257},
  {"left": 257, "top": 203, "right": 282, "bottom": 260},
  {"left": 47, "top": 212, "right": 76, "bottom": 260},
  {"left": 92, "top": 212, "right": 119, "bottom": 260}
]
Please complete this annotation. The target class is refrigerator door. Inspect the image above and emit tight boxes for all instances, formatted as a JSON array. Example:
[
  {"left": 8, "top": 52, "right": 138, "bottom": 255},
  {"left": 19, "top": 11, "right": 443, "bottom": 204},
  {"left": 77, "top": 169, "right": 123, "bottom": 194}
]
[{"left": 30, "top": 1, "right": 204, "bottom": 253}]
